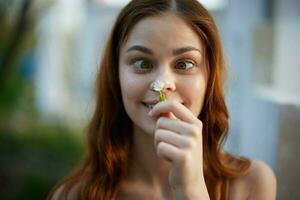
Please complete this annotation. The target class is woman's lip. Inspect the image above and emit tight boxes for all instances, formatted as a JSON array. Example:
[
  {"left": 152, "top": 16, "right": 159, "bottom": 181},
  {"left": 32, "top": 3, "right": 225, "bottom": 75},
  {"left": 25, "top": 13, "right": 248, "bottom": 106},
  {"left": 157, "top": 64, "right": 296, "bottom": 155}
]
[
  {"left": 142, "top": 100, "right": 160, "bottom": 105},
  {"left": 142, "top": 100, "right": 185, "bottom": 105}
]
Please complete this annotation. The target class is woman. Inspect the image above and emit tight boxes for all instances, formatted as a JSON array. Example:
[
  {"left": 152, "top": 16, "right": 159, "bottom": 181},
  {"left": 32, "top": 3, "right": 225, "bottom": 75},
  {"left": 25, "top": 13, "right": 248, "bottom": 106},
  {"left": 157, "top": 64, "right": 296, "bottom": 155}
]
[{"left": 48, "top": 0, "right": 276, "bottom": 199}]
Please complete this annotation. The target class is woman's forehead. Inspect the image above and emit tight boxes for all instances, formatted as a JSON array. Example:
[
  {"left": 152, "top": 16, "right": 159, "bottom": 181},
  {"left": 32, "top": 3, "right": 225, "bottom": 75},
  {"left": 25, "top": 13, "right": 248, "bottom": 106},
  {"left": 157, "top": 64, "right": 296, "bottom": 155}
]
[{"left": 121, "top": 13, "right": 204, "bottom": 53}]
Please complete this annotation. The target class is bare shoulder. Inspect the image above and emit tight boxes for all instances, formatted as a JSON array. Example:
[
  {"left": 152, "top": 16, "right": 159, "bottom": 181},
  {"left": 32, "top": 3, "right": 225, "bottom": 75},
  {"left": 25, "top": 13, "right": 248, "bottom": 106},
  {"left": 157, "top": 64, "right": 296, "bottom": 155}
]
[
  {"left": 50, "top": 185, "right": 64, "bottom": 200},
  {"left": 50, "top": 183, "right": 80, "bottom": 200},
  {"left": 230, "top": 159, "right": 277, "bottom": 200},
  {"left": 246, "top": 160, "right": 277, "bottom": 199}
]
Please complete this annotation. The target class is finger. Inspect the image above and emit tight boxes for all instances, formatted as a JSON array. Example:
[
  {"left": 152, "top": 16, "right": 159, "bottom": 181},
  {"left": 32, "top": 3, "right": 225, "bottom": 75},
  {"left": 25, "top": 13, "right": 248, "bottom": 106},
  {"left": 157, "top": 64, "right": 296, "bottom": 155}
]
[
  {"left": 154, "top": 128, "right": 189, "bottom": 148},
  {"left": 156, "top": 141, "right": 183, "bottom": 163},
  {"left": 149, "top": 100, "right": 197, "bottom": 123},
  {"left": 156, "top": 116, "right": 202, "bottom": 137},
  {"left": 161, "top": 112, "right": 177, "bottom": 120}
]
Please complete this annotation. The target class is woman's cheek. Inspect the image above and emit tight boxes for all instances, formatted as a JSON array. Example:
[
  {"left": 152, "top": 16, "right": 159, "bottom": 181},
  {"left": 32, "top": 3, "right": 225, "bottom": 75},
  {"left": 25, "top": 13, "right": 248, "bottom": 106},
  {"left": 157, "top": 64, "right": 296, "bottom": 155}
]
[
  {"left": 120, "top": 71, "right": 146, "bottom": 100},
  {"left": 180, "top": 77, "right": 206, "bottom": 116}
]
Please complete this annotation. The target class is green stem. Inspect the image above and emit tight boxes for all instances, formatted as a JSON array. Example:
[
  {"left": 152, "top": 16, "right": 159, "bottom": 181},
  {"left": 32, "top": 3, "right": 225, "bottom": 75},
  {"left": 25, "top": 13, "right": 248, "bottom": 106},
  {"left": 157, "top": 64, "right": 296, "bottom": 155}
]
[{"left": 159, "top": 91, "right": 166, "bottom": 101}]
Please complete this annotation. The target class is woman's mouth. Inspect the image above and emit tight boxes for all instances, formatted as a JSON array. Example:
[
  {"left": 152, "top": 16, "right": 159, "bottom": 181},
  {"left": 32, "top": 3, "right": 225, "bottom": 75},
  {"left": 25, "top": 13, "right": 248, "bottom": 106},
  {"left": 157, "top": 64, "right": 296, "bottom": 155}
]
[
  {"left": 142, "top": 101, "right": 185, "bottom": 110},
  {"left": 142, "top": 101, "right": 158, "bottom": 109}
]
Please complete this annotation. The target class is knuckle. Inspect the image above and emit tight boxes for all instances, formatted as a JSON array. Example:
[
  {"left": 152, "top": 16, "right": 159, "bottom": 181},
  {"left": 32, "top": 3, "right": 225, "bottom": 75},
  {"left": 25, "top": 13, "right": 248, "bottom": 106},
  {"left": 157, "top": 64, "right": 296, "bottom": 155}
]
[
  {"left": 197, "top": 120, "right": 203, "bottom": 129},
  {"left": 176, "top": 152, "right": 185, "bottom": 163},
  {"left": 186, "top": 138, "right": 196, "bottom": 148},
  {"left": 182, "top": 152, "right": 192, "bottom": 163},
  {"left": 156, "top": 118, "right": 163, "bottom": 128},
  {"left": 178, "top": 151, "right": 191, "bottom": 164},
  {"left": 154, "top": 132, "right": 159, "bottom": 143},
  {"left": 188, "top": 125, "right": 199, "bottom": 137},
  {"left": 169, "top": 101, "right": 177, "bottom": 109},
  {"left": 156, "top": 117, "right": 166, "bottom": 128},
  {"left": 157, "top": 142, "right": 166, "bottom": 155},
  {"left": 154, "top": 129, "right": 163, "bottom": 142}
]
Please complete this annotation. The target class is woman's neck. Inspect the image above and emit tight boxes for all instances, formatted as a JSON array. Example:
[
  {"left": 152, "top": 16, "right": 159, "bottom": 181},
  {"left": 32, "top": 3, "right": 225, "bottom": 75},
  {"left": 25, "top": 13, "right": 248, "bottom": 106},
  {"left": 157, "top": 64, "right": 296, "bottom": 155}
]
[{"left": 127, "top": 125, "right": 172, "bottom": 194}]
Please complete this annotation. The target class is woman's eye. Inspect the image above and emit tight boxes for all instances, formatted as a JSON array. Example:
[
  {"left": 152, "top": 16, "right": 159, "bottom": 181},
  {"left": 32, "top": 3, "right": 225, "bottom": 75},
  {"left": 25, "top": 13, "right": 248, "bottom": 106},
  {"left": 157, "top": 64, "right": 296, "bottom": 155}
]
[
  {"left": 131, "top": 59, "right": 152, "bottom": 72},
  {"left": 174, "top": 60, "right": 195, "bottom": 70}
]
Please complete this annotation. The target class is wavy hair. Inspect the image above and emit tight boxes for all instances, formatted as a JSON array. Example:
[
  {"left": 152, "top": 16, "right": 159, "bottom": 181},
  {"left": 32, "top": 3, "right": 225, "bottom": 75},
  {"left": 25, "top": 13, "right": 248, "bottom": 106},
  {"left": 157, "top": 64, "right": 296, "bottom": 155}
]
[{"left": 48, "top": 0, "right": 250, "bottom": 199}]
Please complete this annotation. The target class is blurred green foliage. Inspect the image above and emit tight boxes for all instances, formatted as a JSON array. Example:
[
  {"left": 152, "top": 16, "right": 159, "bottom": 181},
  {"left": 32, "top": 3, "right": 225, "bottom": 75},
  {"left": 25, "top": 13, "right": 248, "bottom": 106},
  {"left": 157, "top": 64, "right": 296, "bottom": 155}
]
[
  {"left": 0, "top": 0, "right": 52, "bottom": 114},
  {"left": 0, "top": 123, "right": 84, "bottom": 200},
  {"left": 0, "top": 0, "right": 36, "bottom": 113},
  {"left": 0, "top": 1, "right": 86, "bottom": 199}
]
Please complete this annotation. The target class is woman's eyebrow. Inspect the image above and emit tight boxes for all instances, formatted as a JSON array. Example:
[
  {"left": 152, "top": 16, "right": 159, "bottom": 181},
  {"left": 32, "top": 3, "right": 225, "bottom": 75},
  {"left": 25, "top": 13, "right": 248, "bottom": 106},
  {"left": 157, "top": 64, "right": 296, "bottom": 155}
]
[
  {"left": 126, "top": 45, "right": 201, "bottom": 55},
  {"left": 126, "top": 45, "right": 153, "bottom": 55},
  {"left": 172, "top": 46, "right": 202, "bottom": 55}
]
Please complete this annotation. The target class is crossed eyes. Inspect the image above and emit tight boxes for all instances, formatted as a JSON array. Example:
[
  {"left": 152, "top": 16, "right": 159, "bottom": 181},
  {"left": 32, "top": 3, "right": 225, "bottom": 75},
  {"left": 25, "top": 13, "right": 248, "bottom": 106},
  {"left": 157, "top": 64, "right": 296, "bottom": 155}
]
[{"left": 131, "top": 58, "right": 196, "bottom": 72}]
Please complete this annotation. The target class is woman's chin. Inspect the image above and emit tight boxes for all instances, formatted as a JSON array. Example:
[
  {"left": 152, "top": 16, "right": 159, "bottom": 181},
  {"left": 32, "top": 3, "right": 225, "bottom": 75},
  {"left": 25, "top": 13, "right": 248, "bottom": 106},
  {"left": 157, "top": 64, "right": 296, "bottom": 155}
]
[{"left": 132, "top": 120, "right": 156, "bottom": 138}]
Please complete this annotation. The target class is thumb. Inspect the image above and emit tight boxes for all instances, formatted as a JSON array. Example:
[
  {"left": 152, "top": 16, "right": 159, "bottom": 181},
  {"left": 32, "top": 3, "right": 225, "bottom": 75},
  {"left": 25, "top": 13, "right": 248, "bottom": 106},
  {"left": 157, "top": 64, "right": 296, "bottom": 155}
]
[{"left": 161, "top": 112, "right": 177, "bottom": 120}]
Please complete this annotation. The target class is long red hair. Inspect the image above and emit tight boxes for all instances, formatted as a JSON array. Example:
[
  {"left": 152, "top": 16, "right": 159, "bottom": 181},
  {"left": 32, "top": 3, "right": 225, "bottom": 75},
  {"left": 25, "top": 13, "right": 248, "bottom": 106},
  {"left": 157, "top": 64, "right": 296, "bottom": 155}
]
[{"left": 48, "top": 0, "right": 250, "bottom": 199}]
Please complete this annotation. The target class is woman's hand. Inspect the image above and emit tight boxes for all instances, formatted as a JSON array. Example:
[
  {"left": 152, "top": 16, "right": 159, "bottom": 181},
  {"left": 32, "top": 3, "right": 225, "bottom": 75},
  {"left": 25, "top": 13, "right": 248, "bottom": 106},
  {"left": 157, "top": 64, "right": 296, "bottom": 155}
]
[{"left": 148, "top": 100, "right": 210, "bottom": 200}]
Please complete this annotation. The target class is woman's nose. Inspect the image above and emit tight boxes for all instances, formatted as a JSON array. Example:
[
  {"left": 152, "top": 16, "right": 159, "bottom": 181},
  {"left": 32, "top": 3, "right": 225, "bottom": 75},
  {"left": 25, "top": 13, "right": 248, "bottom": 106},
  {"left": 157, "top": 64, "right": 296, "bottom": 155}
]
[
  {"left": 151, "top": 69, "right": 176, "bottom": 92},
  {"left": 162, "top": 79, "right": 176, "bottom": 92}
]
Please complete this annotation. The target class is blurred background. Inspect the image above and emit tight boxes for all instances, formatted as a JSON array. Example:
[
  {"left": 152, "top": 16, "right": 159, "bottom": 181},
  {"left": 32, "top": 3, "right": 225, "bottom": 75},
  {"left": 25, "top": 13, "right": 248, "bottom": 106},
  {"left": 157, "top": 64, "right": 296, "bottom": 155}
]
[{"left": 0, "top": 0, "right": 299, "bottom": 199}]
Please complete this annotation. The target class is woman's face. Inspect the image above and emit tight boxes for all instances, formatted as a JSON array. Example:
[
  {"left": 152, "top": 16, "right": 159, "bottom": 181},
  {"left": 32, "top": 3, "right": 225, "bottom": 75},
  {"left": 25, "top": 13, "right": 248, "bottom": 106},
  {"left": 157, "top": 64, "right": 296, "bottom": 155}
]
[{"left": 119, "top": 13, "right": 207, "bottom": 136}]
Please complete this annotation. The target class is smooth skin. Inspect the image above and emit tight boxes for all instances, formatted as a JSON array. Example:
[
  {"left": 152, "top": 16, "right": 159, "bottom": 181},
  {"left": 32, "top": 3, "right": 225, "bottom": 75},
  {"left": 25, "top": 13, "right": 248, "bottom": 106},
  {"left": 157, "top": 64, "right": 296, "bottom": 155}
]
[
  {"left": 119, "top": 12, "right": 208, "bottom": 199},
  {"left": 149, "top": 101, "right": 209, "bottom": 199},
  {"left": 118, "top": 12, "right": 276, "bottom": 200},
  {"left": 51, "top": 12, "right": 277, "bottom": 200}
]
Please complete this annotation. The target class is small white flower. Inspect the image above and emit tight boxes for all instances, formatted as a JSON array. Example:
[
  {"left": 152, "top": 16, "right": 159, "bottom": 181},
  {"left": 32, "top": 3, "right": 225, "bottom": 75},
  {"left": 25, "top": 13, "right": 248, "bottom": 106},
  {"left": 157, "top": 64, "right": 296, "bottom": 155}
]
[
  {"left": 150, "top": 80, "right": 165, "bottom": 92},
  {"left": 150, "top": 80, "right": 166, "bottom": 101}
]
